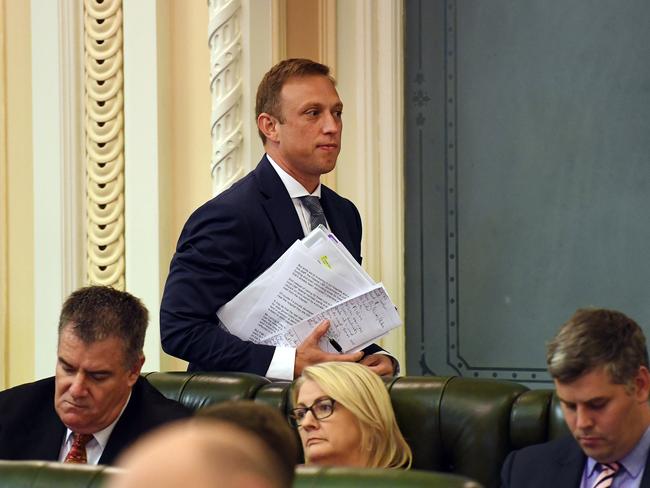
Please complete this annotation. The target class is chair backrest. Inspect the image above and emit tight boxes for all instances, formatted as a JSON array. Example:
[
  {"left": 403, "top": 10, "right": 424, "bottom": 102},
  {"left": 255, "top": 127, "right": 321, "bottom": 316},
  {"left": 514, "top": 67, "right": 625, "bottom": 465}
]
[
  {"left": 143, "top": 371, "right": 271, "bottom": 409},
  {"left": 388, "top": 376, "right": 530, "bottom": 487},
  {"left": 0, "top": 461, "right": 485, "bottom": 488},
  {"left": 0, "top": 460, "right": 120, "bottom": 488},
  {"left": 143, "top": 372, "right": 567, "bottom": 488},
  {"left": 295, "top": 465, "right": 483, "bottom": 487}
]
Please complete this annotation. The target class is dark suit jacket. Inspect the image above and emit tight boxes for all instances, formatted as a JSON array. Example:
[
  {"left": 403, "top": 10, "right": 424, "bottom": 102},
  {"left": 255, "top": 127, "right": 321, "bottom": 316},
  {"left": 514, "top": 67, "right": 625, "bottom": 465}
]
[
  {"left": 0, "top": 376, "right": 190, "bottom": 465},
  {"left": 160, "top": 155, "right": 382, "bottom": 375},
  {"left": 501, "top": 435, "right": 650, "bottom": 487}
]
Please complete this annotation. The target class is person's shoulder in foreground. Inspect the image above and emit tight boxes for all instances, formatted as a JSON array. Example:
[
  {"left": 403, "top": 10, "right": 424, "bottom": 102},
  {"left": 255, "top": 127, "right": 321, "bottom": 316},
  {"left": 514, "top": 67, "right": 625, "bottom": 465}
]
[
  {"left": 501, "top": 308, "right": 650, "bottom": 488},
  {"left": 109, "top": 418, "right": 288, "bottom": 488}
]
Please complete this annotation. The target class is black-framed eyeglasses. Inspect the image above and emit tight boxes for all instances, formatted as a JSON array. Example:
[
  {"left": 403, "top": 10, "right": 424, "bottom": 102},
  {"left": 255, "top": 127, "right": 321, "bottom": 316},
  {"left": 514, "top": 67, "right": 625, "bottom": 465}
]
[{"left": 290, "top": 397, "right": 336, "bottom": 426}]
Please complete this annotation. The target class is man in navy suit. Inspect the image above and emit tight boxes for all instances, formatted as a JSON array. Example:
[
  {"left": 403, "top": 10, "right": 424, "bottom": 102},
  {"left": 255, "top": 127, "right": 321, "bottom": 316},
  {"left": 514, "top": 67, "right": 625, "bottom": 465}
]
[
  {"left": 0, "top": 286, "right": 190, "bottom": 465},
  {"left": 160, "top": 58, "right": 395, "bottom": 380},
  {"left": 501, "top": 309, "right": 650, "bottom": 487}
]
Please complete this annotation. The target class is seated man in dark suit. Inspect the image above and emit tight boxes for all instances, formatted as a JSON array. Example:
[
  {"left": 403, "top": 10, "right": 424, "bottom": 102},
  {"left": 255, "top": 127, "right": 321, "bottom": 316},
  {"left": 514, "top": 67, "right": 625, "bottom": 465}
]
[
  {"left": 160, "top": 58, "right": 396, "bottom": 379},
  {"left": 501, "top": 308, "right": 650, "bottom": 487},
  {"left": 0, "top": 285, "right": 190, "bottom": 465}
]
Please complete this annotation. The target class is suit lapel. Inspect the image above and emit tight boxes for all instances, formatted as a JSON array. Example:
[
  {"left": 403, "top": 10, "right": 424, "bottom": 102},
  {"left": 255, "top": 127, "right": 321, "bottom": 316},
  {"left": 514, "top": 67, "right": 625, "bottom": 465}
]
[
  {"left": 321, "top": 185, "right": 361, "bottom": 263},
  {"left": 254, "top": 156, "right": 304, "bottom": 249},
  {"left": 320, "top": 187, "right": 352, "bottom": 249},
  {"left": 27, "top": 419, "right": 66, "bottom": 461},
  {"left": 17, "top": 394, "right": 67, "bottom": 461},
  {"left": 640, "top": 449, "right": 650, "bottom": 488},
  {"left": 553, "top": 437, "right": 586, "bottom": 486}
]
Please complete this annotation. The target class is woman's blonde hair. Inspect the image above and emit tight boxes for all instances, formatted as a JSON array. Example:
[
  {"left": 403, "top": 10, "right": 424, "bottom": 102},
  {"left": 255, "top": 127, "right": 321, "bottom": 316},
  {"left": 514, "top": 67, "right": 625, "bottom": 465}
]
[{"left": 292, "top": 362, "right": 412, "bottom": 469}]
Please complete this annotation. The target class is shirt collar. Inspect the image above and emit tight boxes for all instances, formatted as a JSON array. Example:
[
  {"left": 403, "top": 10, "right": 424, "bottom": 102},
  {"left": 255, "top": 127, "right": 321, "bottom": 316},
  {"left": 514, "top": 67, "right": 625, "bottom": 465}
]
[
  {"left": 266, "top": 154, "right": 322, "bottom": 198},
  {"left": 64, "top": 391, "right": 132, "bottom": 450},
  {"left": 586, "top": 425, "right": 650, "bottom": 479}
]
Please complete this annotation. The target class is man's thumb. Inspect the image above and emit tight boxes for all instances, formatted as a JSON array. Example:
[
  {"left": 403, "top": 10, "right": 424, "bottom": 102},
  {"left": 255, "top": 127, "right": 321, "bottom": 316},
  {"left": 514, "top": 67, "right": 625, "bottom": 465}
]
[{"left": 310, "top": 319, "right": 330, "bottom": 341}]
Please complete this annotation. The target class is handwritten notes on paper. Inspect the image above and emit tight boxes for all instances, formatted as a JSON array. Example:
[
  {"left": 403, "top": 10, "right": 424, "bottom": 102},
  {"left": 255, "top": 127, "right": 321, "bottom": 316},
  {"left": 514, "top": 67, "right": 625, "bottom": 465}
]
[
  {"left": 263, "top": 285, "right": 401, "bottom": 353},
  {"left": 216, "top": 226, "right": 401, "bottom": 353}
]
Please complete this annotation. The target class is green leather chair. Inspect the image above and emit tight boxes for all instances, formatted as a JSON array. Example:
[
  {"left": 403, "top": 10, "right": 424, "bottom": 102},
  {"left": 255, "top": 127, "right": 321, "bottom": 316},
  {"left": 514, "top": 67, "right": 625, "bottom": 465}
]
[
  {"left": 0, "top": 460, "right": 120, "bottom": 488},
  {"left": 295, "top": 466, "right": 483, "bottom": 487},
  {"left": 0, "top": 461, "right": 484, "bottom": 488},
  {"left": 143, "top": 372, "right": 567, "bottom": 488}
]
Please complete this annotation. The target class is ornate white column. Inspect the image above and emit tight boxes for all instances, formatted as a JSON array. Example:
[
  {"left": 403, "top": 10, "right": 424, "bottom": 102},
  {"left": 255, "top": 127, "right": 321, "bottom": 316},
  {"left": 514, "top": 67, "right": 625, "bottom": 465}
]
[
  {"left": 84, "top": 0, "right": 126, "bottom": 289},
  {"left": 208, "top": 0, "right": 244, "bottom": 195}
]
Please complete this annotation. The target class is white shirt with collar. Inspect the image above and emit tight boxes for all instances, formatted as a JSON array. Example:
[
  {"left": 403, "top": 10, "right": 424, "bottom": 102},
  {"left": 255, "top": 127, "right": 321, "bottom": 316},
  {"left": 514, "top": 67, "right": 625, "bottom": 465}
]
[
  {"left": 263, "top": 155, "right": 396, "bottom": 378},
  {"left": 58, "top": 392, "right": 131, "bottom": 464},
  {"left": 264, "top": 155, "right": 329, "bottom": 380}
]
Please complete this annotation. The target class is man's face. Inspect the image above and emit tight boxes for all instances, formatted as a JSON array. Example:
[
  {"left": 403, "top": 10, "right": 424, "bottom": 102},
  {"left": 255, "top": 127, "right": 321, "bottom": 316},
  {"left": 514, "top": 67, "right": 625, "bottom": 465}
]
[
  {"left": 54, "top": 325, "right": 142, "bottom": 434},
  {"left": 556, "top": 365, "right": 650, "bottom": 463},
  {"left": 266, "top": 75, "right": 343, "bottom": 191}
]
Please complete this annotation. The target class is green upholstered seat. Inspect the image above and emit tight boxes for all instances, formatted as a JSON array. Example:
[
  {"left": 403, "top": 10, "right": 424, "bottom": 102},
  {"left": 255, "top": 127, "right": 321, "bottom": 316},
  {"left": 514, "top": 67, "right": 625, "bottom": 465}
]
[
  {"left": 138, "top": 372, "right": 562, "bottom": 488},
  {"left": 0, "top": 461, "right": 484, "bottom": 487},
  {"left": 294, "top": 465, "right": 483, "bottom": 487},
  {"left": 0, "top": 461, "right": 121, "bottom": 488},
  {"left": 143, "top": 371, "right": 270, "bottom": 410}
]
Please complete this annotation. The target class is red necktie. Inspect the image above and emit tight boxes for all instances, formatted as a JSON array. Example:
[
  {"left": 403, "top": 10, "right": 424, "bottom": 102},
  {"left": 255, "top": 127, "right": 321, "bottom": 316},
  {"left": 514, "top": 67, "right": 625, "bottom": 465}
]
[
  {"left": 64, "top": 432, "right": 94, "bottom": 464},
  {"left": 593, "top": 462, "right": 620, "bottom": 488}
]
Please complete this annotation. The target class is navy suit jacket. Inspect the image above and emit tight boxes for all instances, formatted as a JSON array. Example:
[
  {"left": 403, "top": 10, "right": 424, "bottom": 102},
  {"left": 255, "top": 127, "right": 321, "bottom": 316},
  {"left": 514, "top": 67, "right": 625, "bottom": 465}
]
[
  {"left": 160, "top": 156, "right": 382, "bottom": 375},
  {"left": 0, "top": 377, "right": 190, "bottom": 465},
  {"left": 501, "top": 435, "right": 650, "bottom": 488}
]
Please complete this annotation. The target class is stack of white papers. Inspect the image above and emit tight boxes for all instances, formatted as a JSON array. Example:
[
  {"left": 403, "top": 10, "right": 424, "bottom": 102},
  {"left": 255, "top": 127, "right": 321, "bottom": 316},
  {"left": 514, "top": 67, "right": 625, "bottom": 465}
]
[{"left": 216, "top": 226, "right": 402, "bottom": 353}]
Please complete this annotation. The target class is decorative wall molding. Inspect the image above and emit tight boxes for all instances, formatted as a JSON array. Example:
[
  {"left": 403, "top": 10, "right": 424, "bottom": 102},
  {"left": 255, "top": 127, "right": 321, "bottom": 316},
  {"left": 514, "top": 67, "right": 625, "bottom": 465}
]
[
  {"left": 317, "top": 0, "right": 336, "bottom": 190},
  {"left": 121, "top": 0, "right": 169, "bottom": 372},
  {"left": 336, "top": 0, "right": 406, "bottom": 365},
  {"left": 208, "top": 0, "right": 244, "bottom": 196},
  {"left": 0, "top": 0, "right": 8, "bottom": 389},
  {"left": 317, "top": 0, "right": 336, "bottom": 74},
  {"left": 32, "top": 0, "right": 85, "bottom": 379},
  {"left": 84, "top": 0, "right": 125, "bottom": 289},
  {"left": 374, "top": 0, "right": 405, "bottom": 364},
  {"left": 272, "top": 0, "right": 287, "bottom": 63}
]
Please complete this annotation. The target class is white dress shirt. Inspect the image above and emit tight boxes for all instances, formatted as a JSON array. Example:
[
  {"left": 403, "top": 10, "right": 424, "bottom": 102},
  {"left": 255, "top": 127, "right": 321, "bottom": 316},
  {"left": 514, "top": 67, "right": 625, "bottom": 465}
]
[
  {"left": 264, "top": 155, "right": 329, "bottom": 380},
  {"left": 58, "top": 392, "right": 131, "bottom": 464}
]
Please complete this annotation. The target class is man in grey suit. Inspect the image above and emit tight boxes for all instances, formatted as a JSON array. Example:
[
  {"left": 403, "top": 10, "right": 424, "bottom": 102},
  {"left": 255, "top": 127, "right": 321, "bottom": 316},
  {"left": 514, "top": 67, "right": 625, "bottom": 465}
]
[{"left": 501, "top": 308, "right": 650, "bottom": 487}]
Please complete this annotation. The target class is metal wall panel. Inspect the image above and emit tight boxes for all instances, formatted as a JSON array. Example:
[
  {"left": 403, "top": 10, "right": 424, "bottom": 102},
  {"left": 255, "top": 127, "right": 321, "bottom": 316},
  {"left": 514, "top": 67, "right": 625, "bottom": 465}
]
[{"left": 405, "top": 0, "right": 650, "bottom": 385}]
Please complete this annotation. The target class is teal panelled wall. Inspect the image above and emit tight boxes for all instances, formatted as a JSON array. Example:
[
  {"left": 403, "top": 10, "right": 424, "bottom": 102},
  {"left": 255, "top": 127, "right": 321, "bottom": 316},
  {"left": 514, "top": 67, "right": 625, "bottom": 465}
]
[{"left": 405, "top": 0, "right": 650, "bottom": 385}]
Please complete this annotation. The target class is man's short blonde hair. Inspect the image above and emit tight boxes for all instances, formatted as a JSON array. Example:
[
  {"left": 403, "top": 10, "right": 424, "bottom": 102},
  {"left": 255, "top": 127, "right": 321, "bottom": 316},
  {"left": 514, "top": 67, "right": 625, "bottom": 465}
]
[{"left": 293, "top": 362, "right": 412, "bottom": 469}]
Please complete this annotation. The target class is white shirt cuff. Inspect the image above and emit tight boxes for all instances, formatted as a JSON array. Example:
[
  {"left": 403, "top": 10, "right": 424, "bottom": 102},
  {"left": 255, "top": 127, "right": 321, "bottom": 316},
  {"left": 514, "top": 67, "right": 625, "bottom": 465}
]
[
  {"left": 265, "top": 347, "right": 296, "bottom": 380},
  {"left": 373, "top": 350, "right": 400, "bottom": 375}
]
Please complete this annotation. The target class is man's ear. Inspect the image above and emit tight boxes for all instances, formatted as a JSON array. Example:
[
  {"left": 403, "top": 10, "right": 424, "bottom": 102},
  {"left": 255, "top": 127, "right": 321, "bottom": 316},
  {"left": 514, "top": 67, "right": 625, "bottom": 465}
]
[
  {"left": 634, "top": 366, "right": 650, "bottom": 402},
  {"left": 127, "top": 354, "right": 145, "bottom": 387},
  {"left": 257, "top": 113, "right": 280, "bottom": 143}
]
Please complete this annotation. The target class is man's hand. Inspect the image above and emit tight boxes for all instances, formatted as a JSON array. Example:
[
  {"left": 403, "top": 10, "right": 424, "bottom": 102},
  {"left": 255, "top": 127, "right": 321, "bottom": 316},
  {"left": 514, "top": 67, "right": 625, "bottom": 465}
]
[
  {"left": 360, "top": 354, "right": 395, "bottom": 377},
  {"left": 294, "top": 320, "right": 363, "bottom": 378}
]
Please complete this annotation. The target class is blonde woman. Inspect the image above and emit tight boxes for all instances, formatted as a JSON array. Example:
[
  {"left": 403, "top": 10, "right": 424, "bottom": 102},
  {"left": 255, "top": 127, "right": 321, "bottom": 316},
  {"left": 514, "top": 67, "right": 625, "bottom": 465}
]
[{"left": 291, "top": 361, "right": 412, "bottom": 468}]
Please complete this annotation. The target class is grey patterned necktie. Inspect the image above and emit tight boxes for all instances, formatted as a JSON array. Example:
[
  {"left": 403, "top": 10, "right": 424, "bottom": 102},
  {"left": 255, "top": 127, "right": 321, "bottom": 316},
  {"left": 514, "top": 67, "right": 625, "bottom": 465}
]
[{"left": 300, "top": 196, "right": 327, "bottom": 231}]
